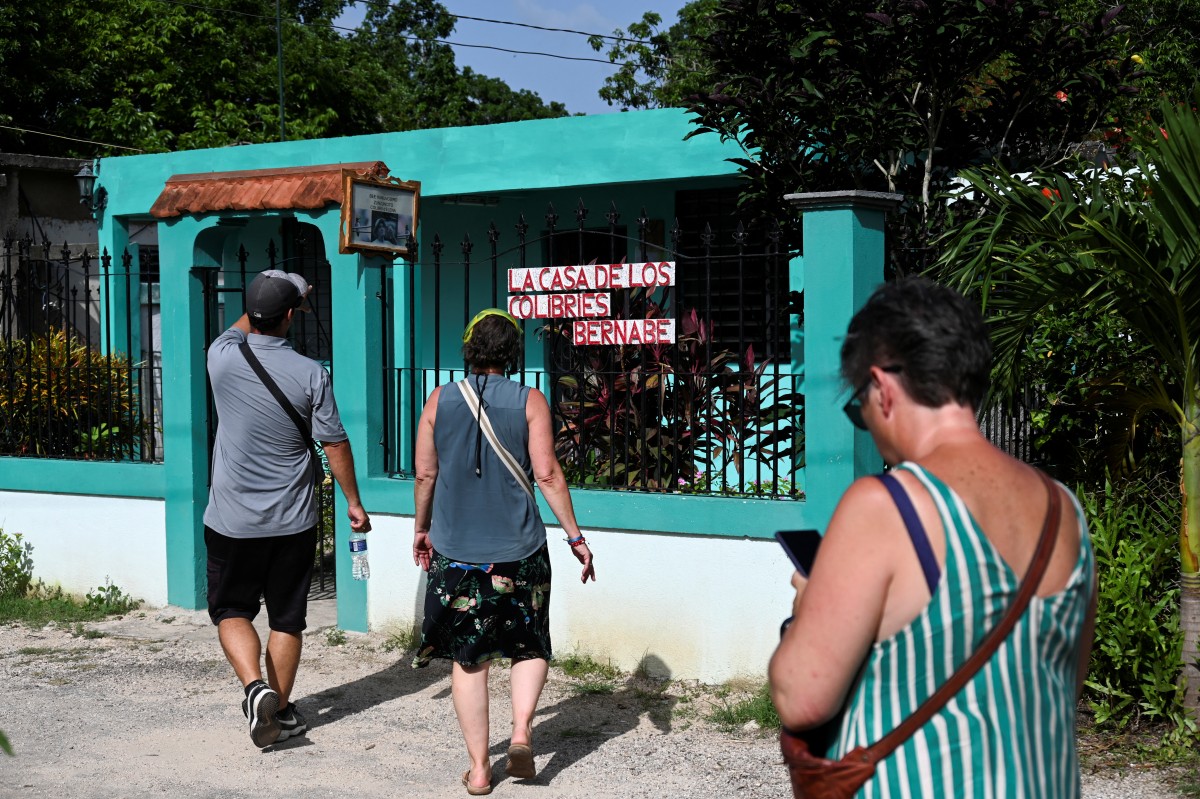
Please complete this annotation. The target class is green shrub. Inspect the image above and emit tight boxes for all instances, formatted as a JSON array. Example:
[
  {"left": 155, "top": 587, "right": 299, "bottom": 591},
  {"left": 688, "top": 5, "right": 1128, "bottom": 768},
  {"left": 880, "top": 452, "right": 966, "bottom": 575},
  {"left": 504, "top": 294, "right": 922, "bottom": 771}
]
[
  {"left": 709, "top": 681, "right": 780, "bottom": 730},
  {"left": 1082, "top": 476, "right": 1195, "bottom": 741},
  {"left": 0, "top": 330, "right": 145, "bottom": 459},
  {"left": 0, "top": 581, "right": 129, "bottom": 625},
  {"left": 0, "top": 528, "right": 34, "bottom": 600},
  {"left": 83, "top": 579, "right": 138, "bottom": 615},
  {"left": 553, "top": 651, "right": 621, "bottom": 680}
]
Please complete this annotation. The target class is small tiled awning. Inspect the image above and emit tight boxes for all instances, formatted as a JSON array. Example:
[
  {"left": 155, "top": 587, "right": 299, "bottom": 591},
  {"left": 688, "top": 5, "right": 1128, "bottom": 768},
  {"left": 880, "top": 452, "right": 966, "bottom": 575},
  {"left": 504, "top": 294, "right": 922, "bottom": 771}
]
[{"left": 149, "top": 161, "right": 389, "bottom": 219}]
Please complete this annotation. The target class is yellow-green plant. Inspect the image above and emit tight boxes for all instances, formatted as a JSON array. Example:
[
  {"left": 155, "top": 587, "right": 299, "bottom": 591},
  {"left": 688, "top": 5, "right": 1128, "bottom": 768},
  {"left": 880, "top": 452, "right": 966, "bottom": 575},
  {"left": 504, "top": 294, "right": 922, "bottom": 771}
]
[{"left": 0, "top": 330, "right": 144, "bottom": 459}]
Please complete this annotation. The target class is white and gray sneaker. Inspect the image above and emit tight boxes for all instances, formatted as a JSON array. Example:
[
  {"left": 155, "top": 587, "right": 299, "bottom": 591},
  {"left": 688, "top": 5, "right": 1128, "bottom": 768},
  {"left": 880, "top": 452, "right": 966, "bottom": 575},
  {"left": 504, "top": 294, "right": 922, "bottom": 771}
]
[
  {"left": 242, "top": 682, "right": 281, "bottom": 748},
  {"left": 276, "top": 705, "right": 308, "bottom": 742}
]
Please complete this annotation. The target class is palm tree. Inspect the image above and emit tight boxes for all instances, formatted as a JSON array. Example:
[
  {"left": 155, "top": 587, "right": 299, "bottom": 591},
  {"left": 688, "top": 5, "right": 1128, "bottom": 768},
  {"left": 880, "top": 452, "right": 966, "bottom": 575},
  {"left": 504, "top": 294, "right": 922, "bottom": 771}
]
[{"left": 934, "top": 92, "right": 1200, "bottom": 719}]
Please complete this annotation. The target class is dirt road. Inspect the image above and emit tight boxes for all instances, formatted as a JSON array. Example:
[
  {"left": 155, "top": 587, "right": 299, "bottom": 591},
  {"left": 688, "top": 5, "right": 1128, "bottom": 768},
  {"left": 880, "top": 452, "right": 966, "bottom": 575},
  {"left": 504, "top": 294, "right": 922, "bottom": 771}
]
[{"left": 0, "top": 602, "right": 1182, "bottom": 798}]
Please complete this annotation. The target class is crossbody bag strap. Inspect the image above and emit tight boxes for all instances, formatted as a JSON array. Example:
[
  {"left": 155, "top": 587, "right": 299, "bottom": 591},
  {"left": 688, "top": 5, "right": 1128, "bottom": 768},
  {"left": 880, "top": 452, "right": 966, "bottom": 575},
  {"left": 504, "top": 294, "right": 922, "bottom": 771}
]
[
  {"left": 238, "top": 341, "right": 322, "bottom": 480},
  {"left": 857, "top": 469, "right": 1062, "bottom": 765},
  {"left": 456, "top": 379, "right": 535, "bottom": 499}
]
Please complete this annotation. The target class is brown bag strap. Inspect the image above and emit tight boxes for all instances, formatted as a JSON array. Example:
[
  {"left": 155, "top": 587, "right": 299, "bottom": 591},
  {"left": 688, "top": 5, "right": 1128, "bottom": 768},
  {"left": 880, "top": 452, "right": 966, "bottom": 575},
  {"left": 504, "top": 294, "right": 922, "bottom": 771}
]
[{"left": 861, "top": 469, "right": 1062, "bottom": 763}]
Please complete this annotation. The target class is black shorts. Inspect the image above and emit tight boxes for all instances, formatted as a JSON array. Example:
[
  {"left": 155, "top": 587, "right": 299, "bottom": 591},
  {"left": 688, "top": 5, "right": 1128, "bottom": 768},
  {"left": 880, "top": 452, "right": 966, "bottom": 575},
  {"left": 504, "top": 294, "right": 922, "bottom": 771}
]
[{"left": 205, "top": 525, "right": 318, "bottom": 633}]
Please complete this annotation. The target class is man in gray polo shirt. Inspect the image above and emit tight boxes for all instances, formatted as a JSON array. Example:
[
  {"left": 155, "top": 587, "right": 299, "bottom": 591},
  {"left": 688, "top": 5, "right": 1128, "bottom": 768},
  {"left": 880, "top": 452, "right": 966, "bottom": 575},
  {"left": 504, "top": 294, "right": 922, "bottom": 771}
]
[{"left": 204, "top": 269, "right": 371, "bottom": 749}]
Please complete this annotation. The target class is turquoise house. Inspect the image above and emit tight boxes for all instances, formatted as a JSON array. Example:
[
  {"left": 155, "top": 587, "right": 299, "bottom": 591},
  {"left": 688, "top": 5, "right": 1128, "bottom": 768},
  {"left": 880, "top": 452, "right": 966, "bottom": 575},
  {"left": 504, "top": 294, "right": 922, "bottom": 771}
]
[{"left": 0, "top": 109, "right": 891, "bottom": 682}]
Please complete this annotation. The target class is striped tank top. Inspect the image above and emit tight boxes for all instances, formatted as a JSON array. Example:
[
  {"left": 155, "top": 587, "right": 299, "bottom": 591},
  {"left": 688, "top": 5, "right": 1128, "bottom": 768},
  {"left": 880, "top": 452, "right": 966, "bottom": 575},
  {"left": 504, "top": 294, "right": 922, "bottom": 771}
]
[{"left": 834, "top": 462, "right": 1094, "bottom": 799}]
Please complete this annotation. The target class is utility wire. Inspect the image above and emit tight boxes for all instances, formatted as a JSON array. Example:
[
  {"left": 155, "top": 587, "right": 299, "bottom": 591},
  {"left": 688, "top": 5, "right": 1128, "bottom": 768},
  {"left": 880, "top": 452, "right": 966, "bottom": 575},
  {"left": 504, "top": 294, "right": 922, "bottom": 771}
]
[
  {"left": 148, "top": 0, "right": 654, "bottom": 66},
  {"left": 0, "top": 124, "right": 145, "bottom": 153},
  {"left": 348, "top": 0, "right": 655, "bottom": 45},
  {"left": 454, "top": 12, "right": 654, "bottom": 45},
  {"left": 4, "top": 0, "right": 662, "bottom": 157}
]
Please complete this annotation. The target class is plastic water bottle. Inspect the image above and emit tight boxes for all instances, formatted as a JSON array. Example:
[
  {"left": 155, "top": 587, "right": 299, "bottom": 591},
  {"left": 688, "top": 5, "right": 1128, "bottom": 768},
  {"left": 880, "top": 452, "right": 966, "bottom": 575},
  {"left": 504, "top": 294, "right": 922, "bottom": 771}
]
[{"left": 349, "top": 531, "right": 370, "bottom": 580}]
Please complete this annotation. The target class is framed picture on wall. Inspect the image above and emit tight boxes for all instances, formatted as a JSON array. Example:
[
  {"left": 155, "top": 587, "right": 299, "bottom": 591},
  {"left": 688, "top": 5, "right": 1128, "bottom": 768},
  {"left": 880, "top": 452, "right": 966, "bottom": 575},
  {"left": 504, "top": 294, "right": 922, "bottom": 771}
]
[{"left": 339, "top": 171, "right": 421, "bottom": 258}]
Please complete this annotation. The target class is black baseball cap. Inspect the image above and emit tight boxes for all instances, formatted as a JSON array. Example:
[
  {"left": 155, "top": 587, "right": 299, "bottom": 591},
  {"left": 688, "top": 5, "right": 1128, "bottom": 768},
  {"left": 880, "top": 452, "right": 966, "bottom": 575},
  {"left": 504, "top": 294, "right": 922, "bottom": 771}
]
[{"left": 246, "top": 270, "right": 307, "bottom": 320}]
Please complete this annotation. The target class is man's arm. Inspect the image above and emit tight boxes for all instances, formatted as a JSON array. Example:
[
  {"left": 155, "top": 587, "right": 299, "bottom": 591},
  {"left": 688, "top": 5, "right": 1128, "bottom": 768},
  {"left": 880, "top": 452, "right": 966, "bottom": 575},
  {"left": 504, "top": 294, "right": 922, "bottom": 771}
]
[
  {"left": 321, "top": 439, "right": 370, "bottom": 532},
  {"left": 230, "top": 313, "right": 251, "bottom": 335}
]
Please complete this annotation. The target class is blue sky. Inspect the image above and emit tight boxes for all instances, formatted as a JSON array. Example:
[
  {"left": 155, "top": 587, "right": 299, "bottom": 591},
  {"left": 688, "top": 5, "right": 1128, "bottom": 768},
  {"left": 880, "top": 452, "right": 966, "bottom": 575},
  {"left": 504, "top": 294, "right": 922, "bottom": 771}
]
[{"left": 338, "top": 1, "right": 689, "bottom": 115}]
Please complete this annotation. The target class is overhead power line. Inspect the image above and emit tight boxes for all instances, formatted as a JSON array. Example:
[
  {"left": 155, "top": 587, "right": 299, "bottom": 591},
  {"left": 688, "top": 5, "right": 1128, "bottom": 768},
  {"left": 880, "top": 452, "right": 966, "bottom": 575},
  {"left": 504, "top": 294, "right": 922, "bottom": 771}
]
[
  {"left": 453, "top": 12, "right": 653, "bottom": 45},
  {"left": 0, "top": 124, "right": 145, "bottom": 153},
  {"left": 346, "top": 1, "right": 654, "bottom": 45},
  {"left": 147, "top": 0, "right": 654, "bottom": 67}
]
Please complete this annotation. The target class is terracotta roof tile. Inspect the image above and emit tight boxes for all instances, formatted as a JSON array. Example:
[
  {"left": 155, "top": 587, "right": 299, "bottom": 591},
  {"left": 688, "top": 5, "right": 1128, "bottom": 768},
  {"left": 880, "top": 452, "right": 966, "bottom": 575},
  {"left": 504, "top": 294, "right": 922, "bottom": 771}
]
[{"left": 149, "top": 161, "right": 389, "bottom": 219}]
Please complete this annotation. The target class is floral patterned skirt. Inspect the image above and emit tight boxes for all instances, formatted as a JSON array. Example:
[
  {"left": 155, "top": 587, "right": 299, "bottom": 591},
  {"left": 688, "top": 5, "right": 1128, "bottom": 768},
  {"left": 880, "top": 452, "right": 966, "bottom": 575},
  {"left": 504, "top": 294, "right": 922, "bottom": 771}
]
[{"left": 412, "top": 544, "right": 553, "bottom": 668}]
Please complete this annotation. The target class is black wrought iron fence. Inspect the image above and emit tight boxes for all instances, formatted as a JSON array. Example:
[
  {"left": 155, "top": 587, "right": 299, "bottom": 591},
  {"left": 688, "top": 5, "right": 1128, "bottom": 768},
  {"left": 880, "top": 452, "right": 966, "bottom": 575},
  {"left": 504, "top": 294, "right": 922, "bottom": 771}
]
[
  {"left": 0, "top": 235, "right": 162, "bottom": 462},
  {"left": 979, "top": 392, "right": 1036, "bottom": 464},
  {"left": 381, "top": 199, "right": 805, "bottom": 499}
]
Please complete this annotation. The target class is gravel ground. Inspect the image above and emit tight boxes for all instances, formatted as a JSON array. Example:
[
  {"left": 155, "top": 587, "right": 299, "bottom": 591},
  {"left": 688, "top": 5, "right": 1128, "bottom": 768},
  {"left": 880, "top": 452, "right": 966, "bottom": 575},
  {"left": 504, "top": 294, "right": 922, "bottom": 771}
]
[{"left": 0, "top": 601, "right": 1186, "bottom": 799}]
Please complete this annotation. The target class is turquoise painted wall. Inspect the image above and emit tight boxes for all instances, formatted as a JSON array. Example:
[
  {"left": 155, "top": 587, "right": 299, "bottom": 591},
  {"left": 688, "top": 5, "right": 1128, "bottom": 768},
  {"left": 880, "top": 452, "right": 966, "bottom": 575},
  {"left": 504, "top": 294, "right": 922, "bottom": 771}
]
[{"left": 0, "top": 110, "right": 892, "bottom": 626}]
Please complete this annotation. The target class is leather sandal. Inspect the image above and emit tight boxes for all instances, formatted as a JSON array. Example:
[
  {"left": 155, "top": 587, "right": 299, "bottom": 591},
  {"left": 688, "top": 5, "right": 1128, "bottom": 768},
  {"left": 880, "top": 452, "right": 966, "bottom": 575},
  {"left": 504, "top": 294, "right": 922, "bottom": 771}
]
[
  {"left": 506, "top": 744, "right": 536, "bottom": 779},
  {"left": 461, "top": 769, "right": 493, "bottom": 796}
]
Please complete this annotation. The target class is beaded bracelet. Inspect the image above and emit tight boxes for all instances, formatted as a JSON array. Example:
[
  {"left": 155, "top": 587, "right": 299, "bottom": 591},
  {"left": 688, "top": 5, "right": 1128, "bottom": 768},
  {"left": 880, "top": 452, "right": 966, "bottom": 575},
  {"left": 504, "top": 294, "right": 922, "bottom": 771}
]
[{"left": 566, "top": 535, "right": 587, "bottom": 547}]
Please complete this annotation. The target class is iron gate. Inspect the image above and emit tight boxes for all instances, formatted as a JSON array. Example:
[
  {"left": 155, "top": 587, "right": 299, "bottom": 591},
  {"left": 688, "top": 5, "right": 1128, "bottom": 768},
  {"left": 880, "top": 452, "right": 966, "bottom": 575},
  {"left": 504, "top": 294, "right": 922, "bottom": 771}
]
[{"left": 198, "top": 220, "right": 337, "bottom": 593}]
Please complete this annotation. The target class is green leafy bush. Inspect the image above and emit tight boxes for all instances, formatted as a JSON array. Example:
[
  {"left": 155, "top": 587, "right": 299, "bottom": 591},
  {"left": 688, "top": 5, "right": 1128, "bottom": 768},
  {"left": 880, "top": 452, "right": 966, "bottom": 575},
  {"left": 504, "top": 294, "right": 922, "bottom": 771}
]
[
  {"left": 1083, "top": 476, "right": 1195, "bottom": 741},
  {"left": 709, "top": 681, "right": 780, "bottom": 731},
  {"left": 0, "top": 330, "right": 145, "bottom": 459},
  {"left": 0, "top": 582, "right": 126, "bottom": 626},
  {"left": 83, "top": 578, "right": 138, "bottom": 615},
  {"left": 0, "top": 528, "right": 34, "bottom": 599},
  {"left": 1013, "top": 302, "right": 1177, "bottom": 489}
]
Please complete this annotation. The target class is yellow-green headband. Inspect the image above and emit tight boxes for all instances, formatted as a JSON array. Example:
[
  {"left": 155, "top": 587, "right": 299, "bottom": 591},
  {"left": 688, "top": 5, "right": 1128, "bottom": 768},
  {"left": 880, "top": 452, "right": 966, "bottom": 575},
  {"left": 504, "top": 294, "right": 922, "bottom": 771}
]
[{"left": 462, "top": 308, "right": 523, "bottom": 342}]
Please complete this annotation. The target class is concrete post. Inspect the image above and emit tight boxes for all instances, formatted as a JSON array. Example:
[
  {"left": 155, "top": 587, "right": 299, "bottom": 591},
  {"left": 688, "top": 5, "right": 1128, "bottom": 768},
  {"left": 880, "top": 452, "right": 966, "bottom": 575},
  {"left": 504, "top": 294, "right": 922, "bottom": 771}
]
[
  {"left": 310, "top": 211, "right": 388, "bottom": 632},
  {"left": 159, "top": 217, "right": 228, "bottom": 609},
  {"left": 786, "top": 190, "right": 902, "bottom": 526}
]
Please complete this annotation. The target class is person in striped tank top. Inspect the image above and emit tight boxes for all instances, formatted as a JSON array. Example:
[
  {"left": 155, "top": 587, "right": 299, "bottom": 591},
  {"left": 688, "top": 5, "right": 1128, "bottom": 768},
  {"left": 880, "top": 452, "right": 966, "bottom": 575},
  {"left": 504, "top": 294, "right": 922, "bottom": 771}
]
[{"left": 770, "top": 277, "right": 1096, "bottom": 798}]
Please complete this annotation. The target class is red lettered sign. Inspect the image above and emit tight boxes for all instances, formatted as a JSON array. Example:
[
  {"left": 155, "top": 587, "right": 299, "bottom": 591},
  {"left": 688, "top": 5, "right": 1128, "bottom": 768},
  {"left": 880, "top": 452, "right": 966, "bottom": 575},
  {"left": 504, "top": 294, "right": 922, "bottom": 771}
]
[
  {"left": 507, "top": 292, "right": 611, "bottom": 319},
  {"left": 571, "top": 319, "right": 676, "bottom": 346},
  {"left": 507, "top": 262, "right": 675, "bottom": 292}
]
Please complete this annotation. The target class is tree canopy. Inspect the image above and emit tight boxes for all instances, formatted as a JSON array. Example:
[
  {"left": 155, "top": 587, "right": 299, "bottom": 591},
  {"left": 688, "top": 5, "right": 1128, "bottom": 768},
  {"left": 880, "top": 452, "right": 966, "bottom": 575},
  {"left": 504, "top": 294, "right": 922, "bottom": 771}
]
[
  {"left": 598, "top": 1, "right": 1200, "bottom": 265},
  {"left": 587, "top": 0, "right": 719, "bottom": 111},
  {"left": 683, "top": 0, "right": 1140, "bottom": 258},
  {"left": 0, "top": 0, "right": 568, "bottom": 157}
]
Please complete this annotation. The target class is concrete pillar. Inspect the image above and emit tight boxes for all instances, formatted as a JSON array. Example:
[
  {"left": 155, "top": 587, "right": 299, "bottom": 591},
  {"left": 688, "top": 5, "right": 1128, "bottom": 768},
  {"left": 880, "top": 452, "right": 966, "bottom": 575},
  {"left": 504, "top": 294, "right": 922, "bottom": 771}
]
[
  {"left": 310, "top": 211, "right": 389, "bottom": 631},
  {"left": 159, "top": 216, "right": 228, "bottom": 609},
  {"left": 786, "top": 190, "right": 902, "bottom": 525}
]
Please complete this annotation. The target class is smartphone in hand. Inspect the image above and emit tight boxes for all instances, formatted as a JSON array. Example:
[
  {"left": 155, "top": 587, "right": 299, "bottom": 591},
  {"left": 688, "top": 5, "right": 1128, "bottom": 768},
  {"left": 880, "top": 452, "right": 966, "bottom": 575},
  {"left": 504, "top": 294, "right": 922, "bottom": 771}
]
[{"left": 775, "top": 529, "right": 822, "bottom": 577}]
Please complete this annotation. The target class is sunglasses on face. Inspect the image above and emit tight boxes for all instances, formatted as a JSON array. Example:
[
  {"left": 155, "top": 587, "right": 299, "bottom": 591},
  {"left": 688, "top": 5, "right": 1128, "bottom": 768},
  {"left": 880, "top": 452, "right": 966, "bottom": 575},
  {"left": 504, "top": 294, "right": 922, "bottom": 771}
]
[{"left": 842, "top": 365, "right": 903, "bottom": 430}]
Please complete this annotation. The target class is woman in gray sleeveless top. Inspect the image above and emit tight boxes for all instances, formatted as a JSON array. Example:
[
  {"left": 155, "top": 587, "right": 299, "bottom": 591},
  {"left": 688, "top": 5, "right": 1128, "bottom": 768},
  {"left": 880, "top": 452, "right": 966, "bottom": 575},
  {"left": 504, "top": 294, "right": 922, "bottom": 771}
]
[{"left": 412, "top": 308, "right": 596, "bottom": 796}]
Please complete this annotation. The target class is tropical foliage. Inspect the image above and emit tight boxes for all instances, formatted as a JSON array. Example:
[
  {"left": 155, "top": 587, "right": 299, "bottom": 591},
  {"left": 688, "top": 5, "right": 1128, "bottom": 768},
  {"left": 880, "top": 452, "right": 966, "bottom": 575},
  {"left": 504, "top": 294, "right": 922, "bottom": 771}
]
[
  {"left": 685, "top": 0, "right": 1141, "bottom": 258},
  {"left": 1083, "top": 477, "right": 1193, "bottom": 738},
  {"left": 0, "top": 0, "right": 567, "bottom": 156},
  {"left": 0, "top": 331, "right": 145, "bottom": 459},
  {"left": 935, "top": 91, "right": 1200, "bottom": 720},
  {"left": 551, "top": 299, "right": 803, "bottom": 496}
]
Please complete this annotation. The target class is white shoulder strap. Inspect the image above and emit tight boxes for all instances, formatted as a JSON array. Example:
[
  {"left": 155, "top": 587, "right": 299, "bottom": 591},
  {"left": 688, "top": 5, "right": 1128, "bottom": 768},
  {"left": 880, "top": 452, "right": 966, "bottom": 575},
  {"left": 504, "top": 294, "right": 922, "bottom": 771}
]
[{"left": 456, "top": 379, "right": 535, "bottom": 499}]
